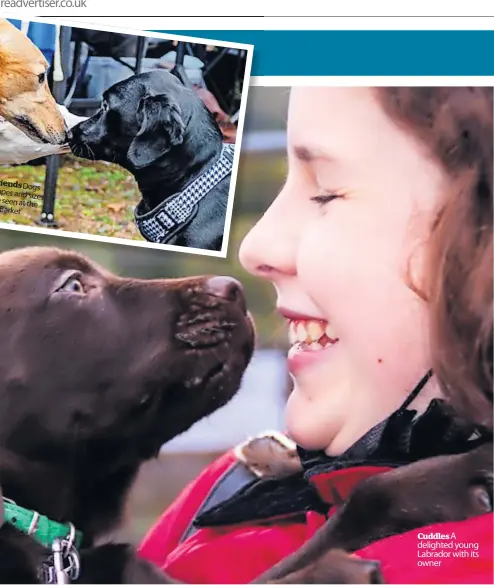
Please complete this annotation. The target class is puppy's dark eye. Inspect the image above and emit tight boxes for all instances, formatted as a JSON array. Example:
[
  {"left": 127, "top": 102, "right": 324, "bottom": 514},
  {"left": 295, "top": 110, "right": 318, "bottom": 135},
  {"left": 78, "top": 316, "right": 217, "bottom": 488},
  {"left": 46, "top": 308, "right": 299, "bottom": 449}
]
[
  {"left": 133, "top": 393, "right": 154, "bottom": 414},
  {"left": 59, "top": 276, "right": 85, "bottom": 295},
  {"left": 101, "top": 101, "right": 109, "bottom": 112},
  {"left": 38, "top": 72, "right": 46, "bottom": 84}
]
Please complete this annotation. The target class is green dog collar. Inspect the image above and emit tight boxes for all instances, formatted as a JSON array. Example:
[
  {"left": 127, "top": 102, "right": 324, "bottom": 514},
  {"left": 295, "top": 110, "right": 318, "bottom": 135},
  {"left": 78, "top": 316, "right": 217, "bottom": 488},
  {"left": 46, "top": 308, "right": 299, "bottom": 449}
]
[{"left": 3, "top": 498, "right": 83, "bottom": 549}]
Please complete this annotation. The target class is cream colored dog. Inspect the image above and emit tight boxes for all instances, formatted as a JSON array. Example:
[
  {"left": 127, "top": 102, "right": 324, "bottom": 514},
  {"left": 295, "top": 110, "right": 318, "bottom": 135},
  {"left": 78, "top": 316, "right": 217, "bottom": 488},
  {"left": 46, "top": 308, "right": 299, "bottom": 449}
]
[
  {"left": 0, "top": 105, "right": 87, "bottom": 165},
  {"left": 0, "top": 18, "right": 66, "bottom": 145}
]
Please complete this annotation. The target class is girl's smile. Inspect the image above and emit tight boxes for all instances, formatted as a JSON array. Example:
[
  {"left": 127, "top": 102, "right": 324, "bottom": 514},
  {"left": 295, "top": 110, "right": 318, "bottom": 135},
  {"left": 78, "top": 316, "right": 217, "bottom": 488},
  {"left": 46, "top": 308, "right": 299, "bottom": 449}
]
[{"left": 278, "top": 308, "right": 339, "bottom": 374}]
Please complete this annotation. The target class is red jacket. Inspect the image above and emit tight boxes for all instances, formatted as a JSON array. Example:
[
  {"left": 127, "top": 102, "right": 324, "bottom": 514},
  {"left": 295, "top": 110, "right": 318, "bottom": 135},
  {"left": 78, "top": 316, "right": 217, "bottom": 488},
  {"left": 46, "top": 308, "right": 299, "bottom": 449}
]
[{"left": 138, "top": 449, "right": 494, "bottom": 584}]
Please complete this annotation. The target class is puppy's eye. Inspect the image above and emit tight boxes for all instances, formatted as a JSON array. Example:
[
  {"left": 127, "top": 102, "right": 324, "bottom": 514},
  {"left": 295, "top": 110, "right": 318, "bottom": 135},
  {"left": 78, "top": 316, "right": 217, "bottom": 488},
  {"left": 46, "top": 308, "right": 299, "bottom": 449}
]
[
  {"left": 101, "top": 101, "right": 109, "bottom": 112},
  {"left": 38, "top": 72, "right": 46, "bottom": 84},
  {"left": 133, "top": 393, "right": 154, "bottom": 414},
  {"left": 139, "top": 394, "right": 152, "bottom": 407},
  {"left": 59, "top": 276, "right": 85, "bottom": 295}
]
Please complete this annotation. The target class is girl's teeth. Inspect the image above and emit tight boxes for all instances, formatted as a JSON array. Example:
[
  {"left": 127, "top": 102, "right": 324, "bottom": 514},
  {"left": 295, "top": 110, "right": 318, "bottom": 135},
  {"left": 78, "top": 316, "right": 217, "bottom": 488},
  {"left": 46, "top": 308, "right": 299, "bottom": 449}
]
[
  {"left": 288, "top": 322, "right": 297, "bottom": 345},
  {"left": 325, "top": 323, "right": 338, "bottom": 340},
  {"left": 306, "top": 321, "right": 325, "bottom": 343},
  {"left": 287, "top": 319, "right": 338, "bottom": 349},
  {"left": 307, "top": 342, "right": 323, "bottom": 351},
  {"left": 296, "top": 322, "right": 306, "bottom": 342}
]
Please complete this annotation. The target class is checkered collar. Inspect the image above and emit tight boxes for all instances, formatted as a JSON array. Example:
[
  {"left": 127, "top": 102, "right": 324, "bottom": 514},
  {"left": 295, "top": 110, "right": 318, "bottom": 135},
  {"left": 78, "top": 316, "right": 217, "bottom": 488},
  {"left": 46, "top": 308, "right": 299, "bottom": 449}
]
[{"left": 134, "top": 143, "right": 235, "bottom": 245}]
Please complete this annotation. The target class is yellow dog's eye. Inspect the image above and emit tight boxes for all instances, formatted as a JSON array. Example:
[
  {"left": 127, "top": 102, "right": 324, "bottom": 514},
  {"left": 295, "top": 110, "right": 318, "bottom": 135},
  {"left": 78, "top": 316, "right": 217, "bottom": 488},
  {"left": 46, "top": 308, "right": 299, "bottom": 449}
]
[{"left": 38, "top": 72, "right": 46, "bottom": 84}]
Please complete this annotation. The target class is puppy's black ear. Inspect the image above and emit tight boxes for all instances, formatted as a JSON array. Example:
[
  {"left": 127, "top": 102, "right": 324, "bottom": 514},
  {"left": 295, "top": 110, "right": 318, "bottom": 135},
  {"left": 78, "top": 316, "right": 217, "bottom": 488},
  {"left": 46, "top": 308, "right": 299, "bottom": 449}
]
[{"left": 127, "top": 94, "right": 185, "bottom": 169}]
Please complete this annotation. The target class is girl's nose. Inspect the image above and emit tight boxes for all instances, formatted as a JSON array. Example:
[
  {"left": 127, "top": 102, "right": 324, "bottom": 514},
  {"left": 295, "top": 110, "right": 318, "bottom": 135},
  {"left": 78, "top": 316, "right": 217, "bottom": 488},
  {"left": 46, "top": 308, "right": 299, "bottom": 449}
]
[{"left": 239, "top": 193, "right": 297, "bottom": 281}]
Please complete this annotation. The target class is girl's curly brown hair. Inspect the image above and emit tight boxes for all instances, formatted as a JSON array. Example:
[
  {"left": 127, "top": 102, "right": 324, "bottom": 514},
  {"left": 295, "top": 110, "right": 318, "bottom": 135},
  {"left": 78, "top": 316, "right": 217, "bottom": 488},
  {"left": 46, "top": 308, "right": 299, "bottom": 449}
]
[{"left": 376, "top": 88, "right": 493, "bottom": 431}]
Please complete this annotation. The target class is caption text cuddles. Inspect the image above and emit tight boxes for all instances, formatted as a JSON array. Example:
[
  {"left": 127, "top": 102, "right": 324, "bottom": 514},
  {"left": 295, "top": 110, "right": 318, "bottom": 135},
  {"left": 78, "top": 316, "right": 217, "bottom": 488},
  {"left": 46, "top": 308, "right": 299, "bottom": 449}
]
[{"left": 417, "top": 532, "right": 479, "bottom": 568}]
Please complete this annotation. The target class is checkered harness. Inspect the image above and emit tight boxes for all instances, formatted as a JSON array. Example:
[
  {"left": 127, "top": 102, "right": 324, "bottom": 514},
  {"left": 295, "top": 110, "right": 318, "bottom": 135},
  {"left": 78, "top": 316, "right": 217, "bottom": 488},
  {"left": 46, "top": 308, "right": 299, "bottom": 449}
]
[{"left": 134, "top": 144, "right": 235, "bottom": 244}]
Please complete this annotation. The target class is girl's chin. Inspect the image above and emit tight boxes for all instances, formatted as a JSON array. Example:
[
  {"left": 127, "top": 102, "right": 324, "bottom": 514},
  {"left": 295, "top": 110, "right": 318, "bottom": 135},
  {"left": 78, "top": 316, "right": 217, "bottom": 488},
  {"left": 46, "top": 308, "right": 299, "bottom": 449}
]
[{"left": 284, "top": 388, "right": 337, "bottom": 453}]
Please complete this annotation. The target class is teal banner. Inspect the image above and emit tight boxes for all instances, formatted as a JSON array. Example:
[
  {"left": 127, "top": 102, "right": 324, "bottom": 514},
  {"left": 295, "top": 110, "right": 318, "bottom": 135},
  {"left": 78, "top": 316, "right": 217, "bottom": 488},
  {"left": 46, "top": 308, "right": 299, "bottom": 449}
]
[{"left": 155, "top": 30, "right": 494, "bottom": 76}]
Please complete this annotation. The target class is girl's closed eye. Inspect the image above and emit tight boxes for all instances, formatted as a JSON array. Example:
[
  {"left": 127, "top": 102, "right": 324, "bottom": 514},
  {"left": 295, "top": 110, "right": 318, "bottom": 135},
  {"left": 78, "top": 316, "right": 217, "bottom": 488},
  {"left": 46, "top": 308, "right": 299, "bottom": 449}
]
[{"left": 310, "top": 191, "right": 345, "bottom": 207}]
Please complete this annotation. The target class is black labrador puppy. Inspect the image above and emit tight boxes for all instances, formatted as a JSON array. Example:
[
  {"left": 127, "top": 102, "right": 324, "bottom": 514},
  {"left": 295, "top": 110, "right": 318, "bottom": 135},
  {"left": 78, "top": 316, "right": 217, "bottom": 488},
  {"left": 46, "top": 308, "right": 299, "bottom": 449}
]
[
  {"left": 0, "top": 246, "right": 254, "bottom": 583},
  {"left": 69, "top": 71, "right": 233, "bottom": 252}
]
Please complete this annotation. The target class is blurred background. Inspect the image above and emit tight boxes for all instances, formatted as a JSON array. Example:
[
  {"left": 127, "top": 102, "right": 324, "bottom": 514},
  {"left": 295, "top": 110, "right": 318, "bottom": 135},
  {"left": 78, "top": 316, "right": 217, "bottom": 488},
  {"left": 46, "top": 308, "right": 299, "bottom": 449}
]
[{"left": 0, "top": 86, "right": 292, "bottom": 543}]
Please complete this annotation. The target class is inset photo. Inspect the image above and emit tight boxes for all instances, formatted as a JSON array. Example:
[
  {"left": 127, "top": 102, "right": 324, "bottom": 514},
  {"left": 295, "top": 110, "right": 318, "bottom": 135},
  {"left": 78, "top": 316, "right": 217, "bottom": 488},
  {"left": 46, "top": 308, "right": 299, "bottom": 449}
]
[{"left": 0, "top": 15, "right": 253, "bottom": 256}]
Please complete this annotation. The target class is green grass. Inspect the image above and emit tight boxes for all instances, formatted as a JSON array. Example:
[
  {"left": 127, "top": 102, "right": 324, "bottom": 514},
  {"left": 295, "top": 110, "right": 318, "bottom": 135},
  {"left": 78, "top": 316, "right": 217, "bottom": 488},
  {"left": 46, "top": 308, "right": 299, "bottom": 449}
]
[{"left": 0, "top": 155, "right": 141, "bottom": 239}]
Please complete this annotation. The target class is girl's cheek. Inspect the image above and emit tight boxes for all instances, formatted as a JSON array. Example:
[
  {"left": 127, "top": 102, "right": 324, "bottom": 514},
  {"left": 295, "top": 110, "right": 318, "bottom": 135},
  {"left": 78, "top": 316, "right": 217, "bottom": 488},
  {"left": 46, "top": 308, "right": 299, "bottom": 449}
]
[
  {"left": 297, "top": 207, "right": 394, "bottom": 350},
  {"left": 297, "top": 221, "right": 348, "bottom": 314},
  {"left": 297, "top": 210, "right": 362, "bottom": 298},
  {"left": 296, "top": 222, "right": 331, "bottom": 285}
]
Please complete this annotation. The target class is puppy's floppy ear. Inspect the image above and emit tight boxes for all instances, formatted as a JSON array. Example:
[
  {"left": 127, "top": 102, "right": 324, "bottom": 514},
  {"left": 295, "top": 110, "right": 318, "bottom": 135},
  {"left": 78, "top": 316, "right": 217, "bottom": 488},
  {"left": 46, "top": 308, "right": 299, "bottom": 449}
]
[{"left": 127, "top": 93, "right": 185, "bottom": 169}]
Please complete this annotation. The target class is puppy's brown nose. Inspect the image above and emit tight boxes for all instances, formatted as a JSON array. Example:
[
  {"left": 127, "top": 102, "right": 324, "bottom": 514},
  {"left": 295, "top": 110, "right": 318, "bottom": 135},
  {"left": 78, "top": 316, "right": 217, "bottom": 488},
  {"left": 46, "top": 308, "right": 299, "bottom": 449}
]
[{"left": 206, "top": 276, "right": 245, "bottom": 307}]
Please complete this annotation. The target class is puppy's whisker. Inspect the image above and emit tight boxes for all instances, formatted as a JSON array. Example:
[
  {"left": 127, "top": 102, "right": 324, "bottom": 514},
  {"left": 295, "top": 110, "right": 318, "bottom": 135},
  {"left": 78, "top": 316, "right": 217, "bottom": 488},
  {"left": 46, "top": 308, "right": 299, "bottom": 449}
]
[{"left": 87, "top": 144, "right": 96, "bottom": 161}]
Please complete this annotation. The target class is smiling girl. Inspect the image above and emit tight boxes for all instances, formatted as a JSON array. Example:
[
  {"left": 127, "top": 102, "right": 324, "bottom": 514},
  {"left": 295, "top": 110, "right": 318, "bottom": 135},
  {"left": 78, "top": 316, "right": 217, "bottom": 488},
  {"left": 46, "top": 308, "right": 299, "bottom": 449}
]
[{"left": 139, "top": 87, "right": 493, "bottom": 584}]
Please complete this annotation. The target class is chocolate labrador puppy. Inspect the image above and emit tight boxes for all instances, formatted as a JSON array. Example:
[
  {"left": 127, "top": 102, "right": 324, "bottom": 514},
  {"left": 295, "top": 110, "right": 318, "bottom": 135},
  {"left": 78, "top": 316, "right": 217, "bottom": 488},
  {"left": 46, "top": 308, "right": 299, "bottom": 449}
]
[
  {"left": 256, "top": 441, "right": 492, "bottom": 584},
  {"left": 69, "top": 71, "right": 233, "bottom": 252},
  {"left": 0, "top": 246, "right": 254, "bottom": 583}
]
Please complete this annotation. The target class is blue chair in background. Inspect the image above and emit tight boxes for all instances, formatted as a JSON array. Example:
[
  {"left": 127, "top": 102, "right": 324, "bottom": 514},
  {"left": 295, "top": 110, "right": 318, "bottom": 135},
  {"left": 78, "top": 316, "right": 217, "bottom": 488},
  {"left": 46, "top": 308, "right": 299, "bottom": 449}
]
[{"left": 7, "top": 19, "right": 57, "bottom": 66}]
